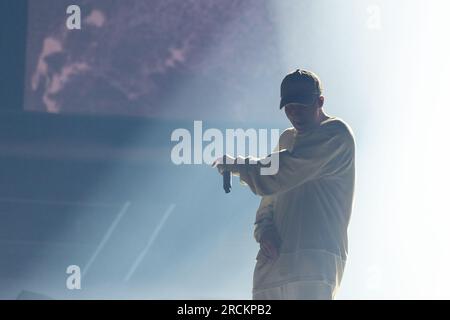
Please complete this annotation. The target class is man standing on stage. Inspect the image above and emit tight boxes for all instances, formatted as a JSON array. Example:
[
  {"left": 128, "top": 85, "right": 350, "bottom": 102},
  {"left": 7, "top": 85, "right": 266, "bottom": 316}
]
[{"left": 213, "top": 69, "right": 356, "bottom": 299}]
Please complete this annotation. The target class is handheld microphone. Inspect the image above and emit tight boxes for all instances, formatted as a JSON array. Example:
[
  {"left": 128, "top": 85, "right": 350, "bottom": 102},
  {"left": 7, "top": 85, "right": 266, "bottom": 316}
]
[
  {"left": 223, "top": 170, "right": 232, "bottom": 193},
  {"left": 222, "top": 155, "right": 232, "bottom": 193}
]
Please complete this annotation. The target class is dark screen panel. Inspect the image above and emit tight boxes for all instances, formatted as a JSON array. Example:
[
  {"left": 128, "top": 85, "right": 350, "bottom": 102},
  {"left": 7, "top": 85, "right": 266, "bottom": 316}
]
[{"left": 24, "top": 0, "right": 281, "bottom": 121}]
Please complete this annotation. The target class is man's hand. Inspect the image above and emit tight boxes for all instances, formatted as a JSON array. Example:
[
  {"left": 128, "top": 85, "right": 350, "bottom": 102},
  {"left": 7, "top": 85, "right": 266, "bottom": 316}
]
[
  {"left": 259, "top": 226, "right": 281, "bottom": 260},
  {"left": 212, "top": 155, "right": 236, "bottom": 175}
]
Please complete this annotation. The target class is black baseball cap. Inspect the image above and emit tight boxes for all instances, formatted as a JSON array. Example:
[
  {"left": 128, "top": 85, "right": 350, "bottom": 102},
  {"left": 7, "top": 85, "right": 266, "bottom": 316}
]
[{"left": 279, "top": 69, "right": 323, "bottom": 109}]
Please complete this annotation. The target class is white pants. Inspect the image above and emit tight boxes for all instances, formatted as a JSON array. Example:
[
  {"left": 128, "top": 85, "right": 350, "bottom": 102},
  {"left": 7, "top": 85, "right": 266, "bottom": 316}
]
[{"left": 252, "top": 280, "right": 336, "bottom": 300}]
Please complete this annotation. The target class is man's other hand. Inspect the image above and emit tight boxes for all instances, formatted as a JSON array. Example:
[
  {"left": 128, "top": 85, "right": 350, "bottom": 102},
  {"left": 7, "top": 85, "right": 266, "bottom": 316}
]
[{"left": 259, "top": 227, "right": 281, "bottom": 260}]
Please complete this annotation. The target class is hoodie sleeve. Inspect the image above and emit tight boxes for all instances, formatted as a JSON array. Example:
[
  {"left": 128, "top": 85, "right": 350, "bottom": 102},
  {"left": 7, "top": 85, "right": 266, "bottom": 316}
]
[{"left": 234, "top": 126, "right": 354, "bottom": 197}]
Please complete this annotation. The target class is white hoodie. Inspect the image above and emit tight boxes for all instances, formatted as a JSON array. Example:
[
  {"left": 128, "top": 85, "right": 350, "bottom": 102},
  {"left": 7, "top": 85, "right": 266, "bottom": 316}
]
[{"left": 231, "top": 117, "right": 355, "bottom": 295}]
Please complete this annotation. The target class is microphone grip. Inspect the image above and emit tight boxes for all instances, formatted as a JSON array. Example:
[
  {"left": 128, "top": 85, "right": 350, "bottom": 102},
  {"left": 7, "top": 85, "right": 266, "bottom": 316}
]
[{"left": 223, "top": 170, "right": 232, "bottom": 193}]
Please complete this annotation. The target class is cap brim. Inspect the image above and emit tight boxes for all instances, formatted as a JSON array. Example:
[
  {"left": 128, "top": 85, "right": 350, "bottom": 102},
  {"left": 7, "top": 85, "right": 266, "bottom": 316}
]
[{"left": 279, "top": 95, "right": 317, "bottom": 109}]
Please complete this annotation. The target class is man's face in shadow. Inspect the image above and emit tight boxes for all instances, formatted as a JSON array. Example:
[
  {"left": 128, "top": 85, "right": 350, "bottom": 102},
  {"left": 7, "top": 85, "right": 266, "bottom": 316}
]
[{"left": 284, "top": 96, "right": 324, "bottom": 133}]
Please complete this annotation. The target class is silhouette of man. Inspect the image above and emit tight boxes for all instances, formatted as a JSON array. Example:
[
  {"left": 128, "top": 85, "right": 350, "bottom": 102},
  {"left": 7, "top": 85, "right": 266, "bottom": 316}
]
[{"left": 213, "top": 69, "right": 355, "bottom": 300}]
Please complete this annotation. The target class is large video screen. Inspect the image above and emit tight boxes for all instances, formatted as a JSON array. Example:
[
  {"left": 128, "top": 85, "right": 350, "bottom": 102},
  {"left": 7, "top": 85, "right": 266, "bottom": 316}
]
[{"left": 24, "top": 0, "right": 281, "bottom": 120}]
